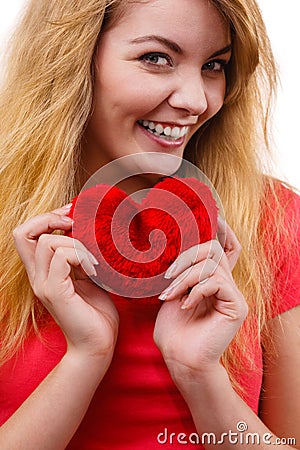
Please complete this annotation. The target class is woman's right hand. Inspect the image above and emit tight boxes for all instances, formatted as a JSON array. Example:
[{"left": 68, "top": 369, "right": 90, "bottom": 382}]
[
  {"left": 13, "top": 204, "right": 119, "bottom": 365},
  {"left": 0, "top": 204, "right": 118, "bottom": 449}
]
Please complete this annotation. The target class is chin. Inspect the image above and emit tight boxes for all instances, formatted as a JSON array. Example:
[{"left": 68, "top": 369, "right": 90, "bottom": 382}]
[{"left": 135, "top": 151, "right": 184, "bottom": 177}]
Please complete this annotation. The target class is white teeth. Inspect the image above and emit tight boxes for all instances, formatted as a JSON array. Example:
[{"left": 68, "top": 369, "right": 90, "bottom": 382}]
[
  {"left": 164, "top": 127, "right": 171, "bottom": 136},
  {"left": 155, "top": 124, "right": 164, "bottom": 134},
  {"left": 138, "top": 120, "right": 189, "bottom": 140},
  {"left": 180, "top": 127, "right": 187, "bottom": 137},
  {"left": 171, "top": 127, "right": 181, "bottom": 139}
]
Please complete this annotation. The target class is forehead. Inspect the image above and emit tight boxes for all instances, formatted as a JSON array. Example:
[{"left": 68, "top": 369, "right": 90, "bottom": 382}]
[{"left": 108, "top": 0, "right": 230, "bottom": 46}]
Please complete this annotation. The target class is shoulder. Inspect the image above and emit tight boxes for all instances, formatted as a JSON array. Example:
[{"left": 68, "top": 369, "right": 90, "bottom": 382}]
[
  {"left": 261, "top": 178, "right": 300, "bottom": 256},
  {"left": 263, "top": 179, "right": 300, "bottom": 224},
  {"left": 262, "top": 179, "right": 300, "bottom": 317}
]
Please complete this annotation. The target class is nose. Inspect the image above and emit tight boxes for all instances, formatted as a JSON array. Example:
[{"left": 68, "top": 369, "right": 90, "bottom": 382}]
[{"left": 167, "top": 71, "right": 208, "bottom": 116}]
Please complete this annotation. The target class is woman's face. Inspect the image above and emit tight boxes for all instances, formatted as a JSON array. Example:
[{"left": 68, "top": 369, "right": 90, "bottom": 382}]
[{"left": 83, "top": 0, "right": 231, "bottom": 175}]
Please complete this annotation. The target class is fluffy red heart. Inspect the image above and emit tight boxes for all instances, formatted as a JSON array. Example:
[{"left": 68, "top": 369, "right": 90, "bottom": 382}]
[{"left": 67, "top": 177, "right": 218, "bottom": 299}]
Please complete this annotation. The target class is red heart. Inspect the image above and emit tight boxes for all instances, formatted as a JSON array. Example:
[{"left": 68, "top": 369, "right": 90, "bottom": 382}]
[{"left": 67, "top": 177, "right": 218, "bottom": 299}]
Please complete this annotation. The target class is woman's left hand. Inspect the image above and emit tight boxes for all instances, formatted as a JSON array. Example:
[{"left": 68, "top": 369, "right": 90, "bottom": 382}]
[{"left": 154, "top": 220, "right": 248, "bottom": 382}]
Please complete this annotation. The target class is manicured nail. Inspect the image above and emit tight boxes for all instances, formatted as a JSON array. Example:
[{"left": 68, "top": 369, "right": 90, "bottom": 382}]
[
  {"left": 199, "top": 277, "right": 210, "bottom": 285},
  {"left": 181, "top": 297, "right": 191, "bottom": 310},
  {"left": 62, "top": 203, "right": 73, "bottom": 210},
  {"left": 164, "top": 262, "right": 178, "bottom": 279},
  {"left": 158, "top": 283, "right": 176, "bottom": 300},
  {"left": 207, "top": 250, "right": 214, "bottom": 259},
  {"left": 158, "top": 292, "right": 168, "bottom": 301},
  {"left": 61, "top": 216, "right": 73, "bottom": 224},
  {"left": 88, "top": 265, "right": 97, "bottom": 277},
  {"left": 88, "top": 251, "right": 99, "bottom": 266},
  {"left": 163, "top": 283, "right": 176, "bottom": 294}
]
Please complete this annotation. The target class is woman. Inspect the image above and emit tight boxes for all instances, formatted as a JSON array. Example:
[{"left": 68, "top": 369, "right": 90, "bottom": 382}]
[{"left": 0, "top": 0, "right": 299, "bottom": 448}]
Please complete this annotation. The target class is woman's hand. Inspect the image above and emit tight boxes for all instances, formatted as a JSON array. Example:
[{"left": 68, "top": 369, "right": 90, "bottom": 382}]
[
  {"left": 13, "top": 204, "right": 119, "bottom": 364},
  {"left": 154, "top": 220, "right": 247, "bottom": 382}
]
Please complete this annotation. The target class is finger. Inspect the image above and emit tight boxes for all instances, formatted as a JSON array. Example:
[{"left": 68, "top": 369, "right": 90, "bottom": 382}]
[
  {"left": 159, "top": 258, "right": 231, "bottom": 301},
  {"left": 13, "top": 204, "right": 73, "bottom": 244},
  {"left": 34, "top": 246, "right": 97, "bottom": 302},
  {"left": 51, "top": 203, "right": 73, "bottom": 215},
  {"left": 35, "top": 234, "right": 99, "bottom": 268},
  {"left": 181, "top": 276, "right": 247, "bottom": 320},
  {"left": 34, "top": 235, "right": 98, "bottom": 287},
  {"left": 15, "top": 211, "right": 73, "bottom": 242},
  {"left": 164, "top": 240, "right": 230, "bottom": 280},
  {"left": 13, "top": 211, "right": 73, "bottom": 280},
  {"left": 217, "top": 217, "right": 242, "bottom": 270}
]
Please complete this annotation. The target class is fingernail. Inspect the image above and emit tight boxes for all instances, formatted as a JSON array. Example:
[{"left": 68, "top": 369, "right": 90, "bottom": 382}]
[
  {"left": 61, "top": 216, "right": 73, "bottom": 224},
  {"left": 164, "top": 262, "right": 177, "bottom": 279},
  {"left": 88, "top": 265, "right": 97, "bottom": 277},
  {"left": 162, "top": 283, "right": 176, "bottom": 295},
  {"left": 159, "top": 284, "right": 176, "bottom": 300},
  {"left": 158, "top": 292, "right": 168, "bottom": 301},
  {"left": 88, "top": 251, "right": 99, "bottom": 266},
  {"left": 62, "top": 203, "right": 73, "bottom": 210},
  {"left": 199, "top": 277, "right": 210, "bottom": 285},
  {"left": 207, "top": 250, "right": 214, "bottom": 259},
  {"left": 181, "top": 298, "right": 191, "bottom": 310}
]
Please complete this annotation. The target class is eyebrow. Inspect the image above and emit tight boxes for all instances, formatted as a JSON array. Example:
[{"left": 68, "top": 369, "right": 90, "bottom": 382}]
[
  {"left": 128, "top": 35, "right": 232, "bottom": 59},
  {"left": 209, "top": 44, "right": 232, "bottom": 58},
  {"left": 128, "top": 35, "right": 183, "bottom": 54}
]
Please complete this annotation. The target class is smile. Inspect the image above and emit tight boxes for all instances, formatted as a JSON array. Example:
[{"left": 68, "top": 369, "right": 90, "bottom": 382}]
[{"left": 138, "top": 120, "right": 189, "bottom": 141}]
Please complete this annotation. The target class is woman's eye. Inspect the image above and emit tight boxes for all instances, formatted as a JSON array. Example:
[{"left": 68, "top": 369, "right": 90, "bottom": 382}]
[
  {"left": 139, "top": 52, "right": 172, "bottom": 67},
  {"left": 202, "top": 60, "right": 226, "bottom": 72}
]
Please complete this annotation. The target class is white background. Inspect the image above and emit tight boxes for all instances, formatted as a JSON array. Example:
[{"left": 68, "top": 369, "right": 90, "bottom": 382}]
[{"left": 0, "top": 1, "right": 299, "bottom": 189}]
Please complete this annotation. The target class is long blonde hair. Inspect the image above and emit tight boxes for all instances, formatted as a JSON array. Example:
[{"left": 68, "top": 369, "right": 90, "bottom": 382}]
[
  {"left": 0, "top": 0, "right": 120, "bottom": 361},
  {"left": 0, "top": 0, "right": 296, "bottom": 394}
]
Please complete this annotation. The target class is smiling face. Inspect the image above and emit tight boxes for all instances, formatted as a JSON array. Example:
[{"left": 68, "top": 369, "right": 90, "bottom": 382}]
[{"left": 82, "top": 0, "right": 231, "bottom": 178}]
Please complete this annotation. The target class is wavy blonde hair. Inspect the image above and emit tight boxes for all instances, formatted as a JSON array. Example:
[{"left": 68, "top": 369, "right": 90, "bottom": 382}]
[{"left": 0, "top": 0, "right": 296, "bottom": 395}]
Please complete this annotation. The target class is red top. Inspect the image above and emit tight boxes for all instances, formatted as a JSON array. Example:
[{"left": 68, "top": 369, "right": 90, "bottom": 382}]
[{"left": 1, "top": 186, "right": 300, "bottom": 449}]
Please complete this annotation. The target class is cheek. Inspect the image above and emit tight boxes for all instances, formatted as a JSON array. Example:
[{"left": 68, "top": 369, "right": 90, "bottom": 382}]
[
  {"left": 206, "top": 80, "right": 226, "bottom": 117},
  {"left": 189, "top": 80, "right": 226, "bottom": 138},
  {"left": 97, "top": 69, "right": 167, "bottom": 116},
  {"left": 111, "top": 83, "right": 171, "bottom": 119}
]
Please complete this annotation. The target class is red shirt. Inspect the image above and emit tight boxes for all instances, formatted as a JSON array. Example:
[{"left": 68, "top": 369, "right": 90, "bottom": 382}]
[{"left": 1, "top": 186, "right": 299, "bottom": 449}]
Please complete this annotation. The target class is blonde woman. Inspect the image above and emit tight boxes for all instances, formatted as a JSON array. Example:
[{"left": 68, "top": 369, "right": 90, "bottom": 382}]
[{"left": 0, "top": 0, "right": 299, "bottom": 449}]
